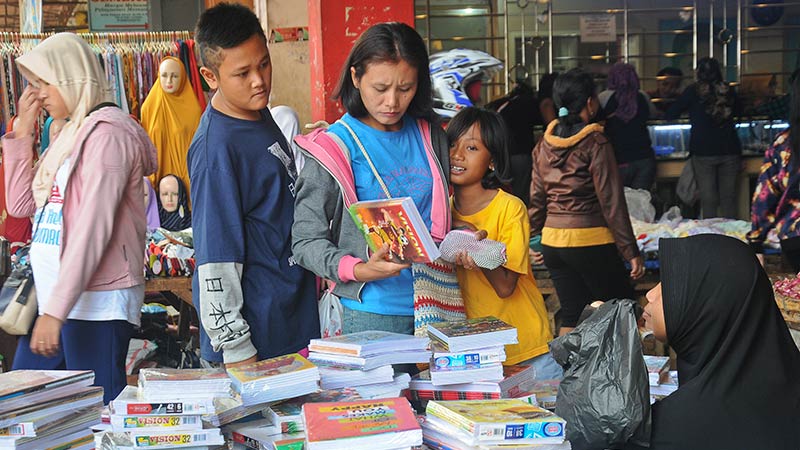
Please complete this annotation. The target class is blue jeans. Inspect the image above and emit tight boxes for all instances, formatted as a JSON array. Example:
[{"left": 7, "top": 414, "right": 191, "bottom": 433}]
[
  {"left": 13, "top": 319, "right": 134, "bottom": 404},
  {"left": 692, "top": 155, "right": 740, "bottom": 219},
  {"left": 519, "top": 351, "right": 563, "bottom": 381},
  {"left": 341, "top": 307, "right": 414, "bottom": 335}
]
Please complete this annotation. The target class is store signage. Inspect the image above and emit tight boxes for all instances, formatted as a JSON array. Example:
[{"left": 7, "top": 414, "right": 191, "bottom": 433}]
[
  {"left": 579, "top": 15, "right": 617, "bottom": 43},
  {"left": 89, "top": 0, "right": 150, "bottom": 32}
]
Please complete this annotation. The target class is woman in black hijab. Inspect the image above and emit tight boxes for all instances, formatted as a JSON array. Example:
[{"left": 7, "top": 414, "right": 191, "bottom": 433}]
[{"left": 633, "top": 234, "right": 800, "bottom": 449}]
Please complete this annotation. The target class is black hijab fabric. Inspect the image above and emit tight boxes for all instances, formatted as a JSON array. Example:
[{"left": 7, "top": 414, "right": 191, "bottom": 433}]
[
  {"left": 157, "top": 174, "right": 192, "bottom": 231},
  {"left": 649, "top": 235, "right": 800, "bottom": 449}
]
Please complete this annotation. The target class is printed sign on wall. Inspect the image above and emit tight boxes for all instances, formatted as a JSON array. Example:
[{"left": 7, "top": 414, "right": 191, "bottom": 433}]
[
  {"left": 89, "top": 0, "right": 150, "bottom": 32},
  {"left": 579, "top": 15, "right": 617, "bottom": 43}
]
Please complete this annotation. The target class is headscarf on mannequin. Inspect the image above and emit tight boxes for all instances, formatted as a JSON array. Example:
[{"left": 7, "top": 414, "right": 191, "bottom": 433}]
[
  {"left": 157, "top": 174, "right": 191, "bottom": 231},
  {"left": 15, "top": 33, "right": 113, "bottom": 208},
  {"left": 646, "top": 235, "right": 800, "bottom": 449},
  {"left": 141, "top": 56, "right": 202, "bottom": 205}
]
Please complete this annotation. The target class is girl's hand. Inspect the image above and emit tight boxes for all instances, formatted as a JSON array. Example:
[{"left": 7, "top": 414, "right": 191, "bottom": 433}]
[
  {"left": 354, "top": 244, "right": 410, "bottom": 282},
  {"left": 531, "top": 250, "right": 545, "bottom": 265},
  {"left": 629, "top": 256, "right": 645, "bottom": 280},
  {"left": 14, "top": 86, "right": 42, "bottom": 138},
  {"left": 30, "top": 314, "right": 63, "bottom": 358},
  {"left": 454, "top": 250, "right": 479, "bottom": 271}
]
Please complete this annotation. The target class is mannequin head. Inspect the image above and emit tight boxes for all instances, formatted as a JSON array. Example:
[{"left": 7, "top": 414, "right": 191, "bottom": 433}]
[
  {"left": 159, "top": 175, "right": 180, "bottom": 212},
  {"left": 159, "top": 58, "right": 183, "bottom": 94}
]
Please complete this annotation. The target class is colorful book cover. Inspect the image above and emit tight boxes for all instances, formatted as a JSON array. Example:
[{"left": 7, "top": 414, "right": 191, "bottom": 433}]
[
  {"left": 303, "top": 397, "right": 419, "bottom": 443},
  {"left": 0, "top": 370, "right": 93, "bottom": 401},
  {"left": 309, "top": 331, "right": 427, "bottom": 356},
  {"left": 426, "top": 400, "right": 565, "bottom": 442},
  {"left": 138, "top": 367, "right": 229, "bottom": 382},
  {"left": 269, "top": 388, "right": 361, "bottom": 434},
  {"left": 227, "top": 354, "right": 317, "bottom": 384},
  {"left": 348, "top": 197, "right": 441, "bottom": 264},
  {"left": 428, "top": 317, "right": 514, "bottom": 340}
]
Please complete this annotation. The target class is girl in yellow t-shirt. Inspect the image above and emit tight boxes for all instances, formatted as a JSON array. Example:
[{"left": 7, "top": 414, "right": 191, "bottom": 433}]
[{"left": 446, "top": 107, "right": 561, "bottom": 380}]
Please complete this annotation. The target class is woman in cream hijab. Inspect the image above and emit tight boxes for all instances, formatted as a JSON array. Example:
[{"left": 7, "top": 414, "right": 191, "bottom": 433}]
[{"left": 3, "top": 33, "right": 157, "bottom": 403}]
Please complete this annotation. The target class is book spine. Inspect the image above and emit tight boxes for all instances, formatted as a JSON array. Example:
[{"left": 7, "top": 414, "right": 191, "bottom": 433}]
[
  {"left": 116, "top": 414, "right": 203, "bottom": 430},
  {"left": 0, "top": 422, "right": 35, "bottom": 437},
  {"left": 474, "top": 420, "right": 566, "bottom": 442},
  {"left": 117, "top": 401, "right": 212, "bottom": 415},
  {"left": 131, "top": 430, "right": 217, "bottom": 447},
  {"left": 232, "top": 431, "right": 268, "bottom": 450},
  {"left": 307, "top": 344, "right": 360, "bottom": 356},
  {"left": 410, "top": 389, "right": 501, "bottom": 401},
  {"left": 431, "top": 350, "right": 504, "bottom": 370}
]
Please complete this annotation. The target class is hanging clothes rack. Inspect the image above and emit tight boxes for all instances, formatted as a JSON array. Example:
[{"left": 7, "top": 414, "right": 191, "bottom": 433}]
[{"left": 1, "top": 30, "right": 204, "bottom": 135}]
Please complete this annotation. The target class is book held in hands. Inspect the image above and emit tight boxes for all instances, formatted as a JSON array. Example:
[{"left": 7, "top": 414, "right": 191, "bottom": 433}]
[{"left": 349, "top": 197, "right": 441, "bottom": 264}]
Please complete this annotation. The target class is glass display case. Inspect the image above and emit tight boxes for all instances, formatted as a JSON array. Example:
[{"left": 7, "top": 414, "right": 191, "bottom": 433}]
[{"left": 648, "top": 118, "right": 789, "bottom": 158}]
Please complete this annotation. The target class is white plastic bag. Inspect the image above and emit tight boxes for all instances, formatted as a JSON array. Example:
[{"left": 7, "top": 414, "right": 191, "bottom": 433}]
[
  {"left": 624, "top": 187, "right": 656, "bottom": 223},
  {"left": 319, "top": 289, "right": 343, "bottom": 338}
]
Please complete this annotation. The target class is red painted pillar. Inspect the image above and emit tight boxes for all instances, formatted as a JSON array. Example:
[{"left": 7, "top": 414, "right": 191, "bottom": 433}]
[{"left": 308, "top": 0, "right": 415, "bottom": 123}]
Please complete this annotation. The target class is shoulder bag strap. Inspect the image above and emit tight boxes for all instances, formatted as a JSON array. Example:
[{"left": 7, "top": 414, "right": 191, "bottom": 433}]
[{"left": 338, "top": 120, "right": 393, "bottom": 200}]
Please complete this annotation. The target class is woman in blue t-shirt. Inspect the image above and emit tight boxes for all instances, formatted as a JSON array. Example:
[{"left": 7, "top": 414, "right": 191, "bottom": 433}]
[{"left": 293, "top": 22, "right": 451, "bottom": 336}]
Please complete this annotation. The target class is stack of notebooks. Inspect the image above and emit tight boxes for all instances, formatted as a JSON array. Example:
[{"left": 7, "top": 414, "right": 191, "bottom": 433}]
[
  {"left": 422, "top": 399, "right": 568, "bottom": 449},
  {"left": 307, "top": 331, "right": 428, "bottom": 398},
  {"left": 408, "top": 364, "right": 535, "bottom": 405},
  {"left": 138, "top": 368, "right": 233, "bottom": 400},
  {"left": 227, "top": 354, "right": 320, "bottom": 407},
  {"left": 426, "top": 317, "right": 518, "bottom": 387},
  {"left": 225, "top": 388, "right": 362, "bottom": 450},
  {"left": 0, "top": 370, "right": 102, "bottom": 450},
  {"left": 302, "top": 397, "right": 422, "bottom": 449},
  {"left": 99, "top": 368, "right": 229, "bottom": 449}
]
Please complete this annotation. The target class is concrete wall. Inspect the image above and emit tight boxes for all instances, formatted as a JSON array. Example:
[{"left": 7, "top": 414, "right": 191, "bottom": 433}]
[{"left": 263, "top": 0, "right": 313, "bottom": 128}]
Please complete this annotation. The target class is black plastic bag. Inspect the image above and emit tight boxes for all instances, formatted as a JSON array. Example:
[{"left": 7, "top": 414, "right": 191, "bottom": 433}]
[{"left": 550, "top": 299, "right": 651, "bottom": 450}]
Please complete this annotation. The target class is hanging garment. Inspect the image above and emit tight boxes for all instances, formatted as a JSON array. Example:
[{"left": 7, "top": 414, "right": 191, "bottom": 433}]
[{"left": 141, "top": 56, "right": 202, "bottom": 203}]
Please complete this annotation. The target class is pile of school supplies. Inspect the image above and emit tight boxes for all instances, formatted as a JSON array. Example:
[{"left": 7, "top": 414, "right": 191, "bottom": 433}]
[
  {"left": 308, "top": 330, "right": 431, "bottom": 371},
  {"left": 408, "top": 364, "right": 535, "bottom": 406},
  {"left": 0, "top": 370, "right": 102, "bottom": 450}
]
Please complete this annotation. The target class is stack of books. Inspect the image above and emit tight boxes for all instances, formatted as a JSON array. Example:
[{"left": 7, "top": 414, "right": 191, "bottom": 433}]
[
  {"left": 644, "top": 355, "right": 670, "bottom": 386},
  {"left": 408, "top": 364, "right": 535, "bottom": 406},
  {"left": 226, "top": 418, "right": 305, "bottom": 450},
  {"left": 353, "top": 373, "right": 412, "bottom": 400},
  {"left": 102, "top": 381, "right": 226, "bottom": 449},
  {"left": 308, "top": 331, "right": 431, "bottom": 371},
  {"left": 423, "top": 399, "right": 567, "bottom": 448},
  {"left": 138, "top": 368, "right": 232, "bottom": 399},
  {"left": 302, "top": 397, "right": 422, "bottom": 449},
  {"left": 227, "top": 354, "right": 320, "bottom": 407},
  {"left": 226, "top": 388, "right": 362, "bottom": 449},
  {"left": 263, "top": 388, "right": 362, "bottom": 436},
  {"left": 0, "top": 370, "right": 102, "bottom": 450},
  {"left": 425, "top": 317, "right": 518, "bottom": 387}
]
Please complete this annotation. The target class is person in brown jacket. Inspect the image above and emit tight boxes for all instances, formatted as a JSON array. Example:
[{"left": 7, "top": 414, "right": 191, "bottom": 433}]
[{"left": 529, "top": 69, "right": 644, "bottom": 336}]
